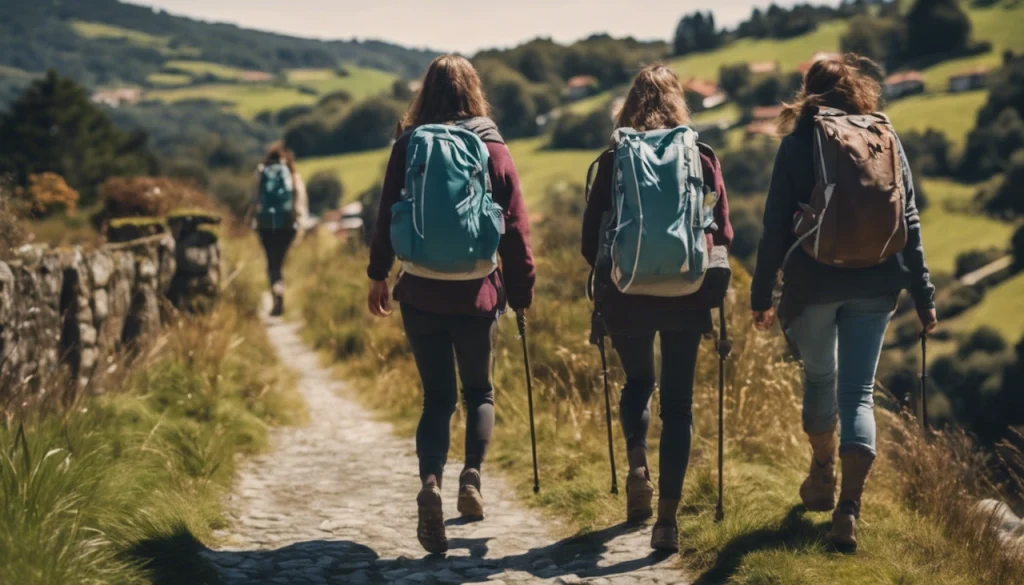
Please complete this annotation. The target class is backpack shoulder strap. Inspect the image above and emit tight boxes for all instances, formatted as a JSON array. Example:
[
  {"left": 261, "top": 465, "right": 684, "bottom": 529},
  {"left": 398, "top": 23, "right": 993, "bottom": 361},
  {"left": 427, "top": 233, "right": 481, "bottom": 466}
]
[{"left": 585, "top": 150, "right": 611, "bottom": 203}]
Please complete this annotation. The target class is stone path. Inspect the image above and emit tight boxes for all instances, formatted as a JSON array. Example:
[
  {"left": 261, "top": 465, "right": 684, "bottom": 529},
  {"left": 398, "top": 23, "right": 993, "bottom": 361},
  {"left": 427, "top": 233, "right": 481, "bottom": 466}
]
[{"left": 201, "top": 313, "right": 688, "bottom": 584}]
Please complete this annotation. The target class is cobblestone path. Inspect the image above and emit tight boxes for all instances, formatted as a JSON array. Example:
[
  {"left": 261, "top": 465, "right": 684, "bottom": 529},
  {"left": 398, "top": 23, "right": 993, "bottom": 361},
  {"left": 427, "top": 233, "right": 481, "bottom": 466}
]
[{"left": 201, "top": 315, "right": 688, "bottom": 584}]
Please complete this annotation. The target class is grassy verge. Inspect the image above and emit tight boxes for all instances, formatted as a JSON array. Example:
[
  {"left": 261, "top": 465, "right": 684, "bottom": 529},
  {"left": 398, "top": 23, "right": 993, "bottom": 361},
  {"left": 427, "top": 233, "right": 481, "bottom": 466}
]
[
  {"left": 290, "top": 201, "right": 1023, "bottom": 584},
  {"left": 0, "top": 236, "right": 305, "bottom": 585}
]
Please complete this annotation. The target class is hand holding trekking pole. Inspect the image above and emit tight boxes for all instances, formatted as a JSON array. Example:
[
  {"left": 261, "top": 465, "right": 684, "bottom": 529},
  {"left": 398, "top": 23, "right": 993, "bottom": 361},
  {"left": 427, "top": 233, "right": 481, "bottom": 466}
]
[
  {"left": 515, "top": 309, "right": 541, "bottom": 494},
  {"left": 716, "top": 303, "right": 731, "bottom": 522}
]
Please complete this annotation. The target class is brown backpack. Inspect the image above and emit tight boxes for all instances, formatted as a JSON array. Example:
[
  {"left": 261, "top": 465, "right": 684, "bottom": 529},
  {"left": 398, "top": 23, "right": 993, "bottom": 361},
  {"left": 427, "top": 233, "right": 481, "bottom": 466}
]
[{"left": 789, "top": 108, "right": 907, "bottom": 269}]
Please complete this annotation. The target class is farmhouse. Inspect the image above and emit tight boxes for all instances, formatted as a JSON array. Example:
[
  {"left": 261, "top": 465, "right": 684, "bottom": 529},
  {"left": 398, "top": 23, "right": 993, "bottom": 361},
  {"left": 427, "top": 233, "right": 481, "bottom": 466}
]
[
  {"left": 683, "top": 78, "right": 727, "bottom": 110},
  {"left": 566, "top": 75, "right": 598, "bottom": 101},
  {"left": 748, "top": 61, "right": 780, "bottom": 75},
  {"left": 91, "top": 87, "right": 142, "bottom": 108},
  {"left": 884, "top": 71, "right": 925, "bottom": 100},
  {"left": 948, "top": 68, "right": 990, "bottom": 93}
]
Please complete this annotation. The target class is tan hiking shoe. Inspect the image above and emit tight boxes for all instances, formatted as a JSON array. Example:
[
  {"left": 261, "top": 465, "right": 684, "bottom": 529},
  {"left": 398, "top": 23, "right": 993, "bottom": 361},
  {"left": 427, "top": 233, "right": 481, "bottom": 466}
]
[
  {"left": 826, "top": 448, "right": 875, "bottom": 554},
  {"left": 650, "top": 498, "right": 680, "bottom": 552},
  {"left": 800, "top": 429, "right": 837, "bottom": 512},
  {"left": 416, "top": 485, "right": 448, "bottom": 554},
  {"left": 457, "top": 469, "right": 485, "bottom": 520},
  {"left": 626, "top": 467, "right": 655, "bottom": 523}
]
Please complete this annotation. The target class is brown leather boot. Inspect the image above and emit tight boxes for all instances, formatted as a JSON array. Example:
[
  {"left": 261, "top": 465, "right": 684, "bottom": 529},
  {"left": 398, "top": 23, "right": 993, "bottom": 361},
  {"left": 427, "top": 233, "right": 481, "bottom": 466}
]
[
  {"left": 799, "top": 428, "right": 837, "bottom": 512},
  {"left": 457, "top": 468, "right": 485, "bottom": 520},
  {"left": 650, "top": 498, "right": 680, "bottom": 552},
  {"left": 625, "top": 445, "right": 654, "bottom": 522},
  {"left": 826, "top": 448, "right": 875, "bottom": 553}
]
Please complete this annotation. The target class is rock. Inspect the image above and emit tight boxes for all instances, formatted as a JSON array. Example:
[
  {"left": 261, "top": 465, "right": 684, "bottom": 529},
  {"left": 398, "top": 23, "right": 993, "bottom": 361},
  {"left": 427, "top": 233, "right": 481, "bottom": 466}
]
[
  {"left": 89, "top": 251, "right": 114, "bottom": 288},
  {"left": 976, "top": 499, "right": 1022, "bottom": 535},
  {"left": 0, "top": 261, "right": 14, "bottom": 323},
  {"left": 346, "top": 571, "right": 371, "bottom": 585},
  {"left": 138, "top": 257, "right": 158, "bottom": 280},
  {"left": 78, "top": 323, "right": 98, "bottom": 346},
  {"left": 92, "top": 289, "right": 109, "bottom": 322},
  {"left": 78, "top": 347, "right": 99, "bottom": 373}
]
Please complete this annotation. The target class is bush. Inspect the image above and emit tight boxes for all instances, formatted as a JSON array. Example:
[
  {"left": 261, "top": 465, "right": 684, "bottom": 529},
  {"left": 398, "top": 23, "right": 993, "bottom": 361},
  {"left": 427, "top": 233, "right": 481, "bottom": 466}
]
[
  {"left": 488, "top": 77, "right": 539, "bottom": 140},
  {"left": 97, "top": 177, "right": 215, "bottom": 223},
  {"left": 960, "top": 56, "right": 1024, "bottom": 180},
  {"left": 549, "top": 110, "right": 613, "bottom": 150},
  {"left": 283, "top": 114, "right": 333, "bottom": 158},
  {"left": 720, "top": 137, "right": 778, "bottom": 195},
  {"left": 719, "top": 63, "right": 751, "bottom": 99},
  {"left": 331, "top": 99, "right": 404, "bottom": 154},
  {"left": 954, "top": 247, "right": 1006, "bottom": 278},
  {"left": 900, "top": 128, "right": 953, "bottom": 177},
  {"left": 983, "top": 151, "right": 1024, "bottom": 217},
  {"left": 906, "top": 0, "right": 971, "bottom": 61},
  {"left": 208, "top": 171, "right": 253, "bottom": 219},
  {"left": 936, "top": 282, "right": 984, "bottom": 320},
  {"left": 0, "top": 182, "right": 27, "bottom": 259},
  {"left": 306, "top": 172, "right": 344, "bottom": 216},
  {"left": 15, "top": 172, "right": 79, "bottom": 217},
  {"left": 958, "top": 326, "right": 1009, "bottom": 357},
  {"left": 840, "top": 15, "right": 907, "bottom": 67}
]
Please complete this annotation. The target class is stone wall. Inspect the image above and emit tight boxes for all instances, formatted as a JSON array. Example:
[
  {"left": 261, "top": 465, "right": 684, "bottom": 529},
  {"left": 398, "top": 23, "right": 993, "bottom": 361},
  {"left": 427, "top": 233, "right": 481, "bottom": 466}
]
[{"left": 0, "top": 223, "right": 221, "bottom": 404}]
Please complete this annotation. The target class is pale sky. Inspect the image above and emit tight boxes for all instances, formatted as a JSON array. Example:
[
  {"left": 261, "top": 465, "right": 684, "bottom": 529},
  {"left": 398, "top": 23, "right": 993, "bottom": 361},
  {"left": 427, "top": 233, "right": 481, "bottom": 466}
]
[{"left": 132, "top": 0, "right": 813, "bottom": 54}]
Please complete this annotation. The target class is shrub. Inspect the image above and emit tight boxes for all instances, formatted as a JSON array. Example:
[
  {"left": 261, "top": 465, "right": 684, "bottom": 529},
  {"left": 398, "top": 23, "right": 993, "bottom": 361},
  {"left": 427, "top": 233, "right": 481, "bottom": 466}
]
[
  {"left": 958, "top": 326, "right": 1009, "bottom": 357},
  {"left": 306, "top": 172, "right": 344, "bottom": 216},
  {"left": 983, "top": 151, "right": 1024, "bottom": 217},
  {"left": 955, "top": 247, "right": 1006, "bottom": 279},
  {"left": 906, "top": 0, "right": 971, "bottom": 61},
  {"left": 16, "top": 172, "right": 79, "bottom": 217},
  {"left": 936, "top": 282, "right": 984, "bottom": 320},
  {"left": 97, "top": 177, "right": 215, "bottom": 222},
  {"left": 840, "top": 14, "right": 907, "bottom": 67},
  {"left": 0, "top": 182, "right": 27, "bottom": 259},
  {"left": 719, "top": 137, "right": 778, "bottom": 195},
  {"left": 331, "top": 99, "right": 404, "bottom": 154},
  {"left": 900, "top": 128, "right": 954, "bottom": 177},
  {"left": 550, "top": 110, "right": 613, "bottom": 150}
]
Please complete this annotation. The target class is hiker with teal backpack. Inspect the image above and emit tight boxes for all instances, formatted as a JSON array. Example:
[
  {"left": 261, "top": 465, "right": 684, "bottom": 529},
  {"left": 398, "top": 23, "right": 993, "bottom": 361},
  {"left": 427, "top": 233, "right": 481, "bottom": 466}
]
[
  {"left": 250, "top": 142, "right": 308, "bottom": 316},
  {"left": 366, "top": 55, "right": 536, "bottom": 555},
  {"left": 750, "top": 55, "right": 937, "bottom": 553},
  {"left": 582, "top": 64, "right": 734, "bottom": 553}
]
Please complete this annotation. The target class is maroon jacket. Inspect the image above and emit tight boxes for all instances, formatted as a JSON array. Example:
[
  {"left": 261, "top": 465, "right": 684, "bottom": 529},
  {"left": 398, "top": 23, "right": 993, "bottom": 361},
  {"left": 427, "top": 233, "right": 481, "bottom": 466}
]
[
  {"left": 581, "top": 145, "right": 733, "bottom": 335},
  {"left": 368, "top": 120, "right": 536, "bottom": 317}
]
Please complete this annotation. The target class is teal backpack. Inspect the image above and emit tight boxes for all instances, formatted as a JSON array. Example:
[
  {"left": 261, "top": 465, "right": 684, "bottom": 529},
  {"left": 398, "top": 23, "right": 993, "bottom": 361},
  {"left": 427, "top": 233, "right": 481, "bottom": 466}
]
[
  {"left": 390, "top": 124, "right": 504, "bottom": 280},
  {"left": 257, "top": 163, "right": 296, "bottom": 230},
  {"left": 590, "top": 126, "right": 719, "bottom": 297}
]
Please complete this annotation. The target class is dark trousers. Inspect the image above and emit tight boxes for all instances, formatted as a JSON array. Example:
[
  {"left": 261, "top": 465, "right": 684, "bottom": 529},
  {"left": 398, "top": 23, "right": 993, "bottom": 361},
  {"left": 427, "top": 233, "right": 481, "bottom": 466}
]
[
  {"left": 258, "top": 229, "right": 296, "bottom": 288},
  {"left": 401, "top": 303, "right": 496, "bottom": 483},
  {"left": 612, "top": 329, "right": 702, "bottom": 499}
]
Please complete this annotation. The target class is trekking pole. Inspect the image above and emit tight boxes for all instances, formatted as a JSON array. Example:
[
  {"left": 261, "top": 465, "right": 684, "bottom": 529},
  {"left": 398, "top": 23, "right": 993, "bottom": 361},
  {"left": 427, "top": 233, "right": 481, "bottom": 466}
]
[
  {"left": 516, "top": 310, "right": 540, "bottom": 494},
  {"left": 715, "top": 302, "right": 732, "bottom": 523},
  {"left": 920, "top": 333, "right": 929, "bottom": 431},
  {"left": 596, "top": 333, "right": 619, "bottom": 495}
]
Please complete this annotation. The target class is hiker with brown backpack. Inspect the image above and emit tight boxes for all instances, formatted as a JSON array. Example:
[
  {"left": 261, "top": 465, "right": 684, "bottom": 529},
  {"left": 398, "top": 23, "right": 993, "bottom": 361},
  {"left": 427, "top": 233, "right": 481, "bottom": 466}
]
[
  {"left": 582, "top": 64, "right": 734, "bottom": 552},
  {"left": 750, "top": 54, "right": 937, "bottom": 553},
  {"left": 366, "top": 55, "right": 536, "bottom": 555}
]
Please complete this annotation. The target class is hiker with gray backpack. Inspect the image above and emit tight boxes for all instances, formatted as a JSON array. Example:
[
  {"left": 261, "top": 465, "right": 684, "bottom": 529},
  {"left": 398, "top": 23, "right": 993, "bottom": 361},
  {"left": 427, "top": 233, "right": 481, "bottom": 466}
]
[
  {"left": 366, "top": 55, "right": 536, "bottom": 555},
  {"left": 582, "top": 64, "right": 734, "bottom": 553},
  {"left": 750, "top": 54, "right": 937, "bottom": 553},
  {"left": 249, "top": 142, "right": 308, "bottom": 316}
]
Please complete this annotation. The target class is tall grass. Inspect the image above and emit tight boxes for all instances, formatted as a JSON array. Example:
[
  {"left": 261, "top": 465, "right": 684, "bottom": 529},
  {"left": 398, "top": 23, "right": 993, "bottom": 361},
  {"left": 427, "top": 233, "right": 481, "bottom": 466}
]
[
  {"left": 291, "top": 181, "right": 1024, "bottom": 583},
  {"left": 0, "top": 235, "right": 304, "bottom": 585}
]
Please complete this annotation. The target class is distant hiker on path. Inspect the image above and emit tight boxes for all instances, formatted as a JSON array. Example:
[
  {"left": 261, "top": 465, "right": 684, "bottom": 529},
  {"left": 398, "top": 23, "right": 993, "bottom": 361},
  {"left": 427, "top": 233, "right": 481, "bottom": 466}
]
[
  {"left": 750, "top": 54, "right": 937, "bottom": 553},
  {"left": 250, "top": 142, "right": 308, "bottom": 317},
  {"left": 582, "top": 64, "right": 734, "bottom": 552},
  {"left": 366, "top": 55, "right": 536, "bottom": 555}
]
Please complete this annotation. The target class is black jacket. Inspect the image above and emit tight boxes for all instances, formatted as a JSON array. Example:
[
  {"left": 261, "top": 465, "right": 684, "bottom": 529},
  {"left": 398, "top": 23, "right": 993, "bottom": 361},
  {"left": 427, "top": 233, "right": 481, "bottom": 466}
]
[{"left": 750, "top": 118, "right": 935, "bottom": 326}]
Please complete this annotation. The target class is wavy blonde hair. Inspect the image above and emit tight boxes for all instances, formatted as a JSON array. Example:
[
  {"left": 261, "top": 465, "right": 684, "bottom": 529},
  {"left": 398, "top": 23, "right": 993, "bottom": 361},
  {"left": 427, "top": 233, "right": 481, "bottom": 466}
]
[
  {"left": 399, "top": 54, "right": 490, "bottom": 134},
  {"left": 615, "top": 64, "right": 691, "bottom": 133},
  {"left": 778, "top": 53, "right": 883, "bottom": 134}
]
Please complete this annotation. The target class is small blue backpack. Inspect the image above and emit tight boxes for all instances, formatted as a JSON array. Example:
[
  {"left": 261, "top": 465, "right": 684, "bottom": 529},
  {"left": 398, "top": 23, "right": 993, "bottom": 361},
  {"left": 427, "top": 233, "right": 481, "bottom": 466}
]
[
  {"left": 390, "top": 123, "right": 504, "bottom": 280},
  {"left": 592, "top": 126, "right": 719, "bottom": 296},
  {"left": 257, "top": 163, "right": 296, "bottom": 230}
]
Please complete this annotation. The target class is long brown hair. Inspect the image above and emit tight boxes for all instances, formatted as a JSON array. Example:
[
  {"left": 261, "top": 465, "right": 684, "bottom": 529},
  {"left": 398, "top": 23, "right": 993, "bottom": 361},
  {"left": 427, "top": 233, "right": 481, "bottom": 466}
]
[
  {"left": 615, "top": 64, "right": 691, "bottom": 133},
  {"left": 778, "top": 53, "right": 882, "bottom": 134},
  {"left": 399, "top": 55, "right": 490, "bottom": 133},
  {"left": 264, "top": 141, "right": 296, "bottom": 175}
]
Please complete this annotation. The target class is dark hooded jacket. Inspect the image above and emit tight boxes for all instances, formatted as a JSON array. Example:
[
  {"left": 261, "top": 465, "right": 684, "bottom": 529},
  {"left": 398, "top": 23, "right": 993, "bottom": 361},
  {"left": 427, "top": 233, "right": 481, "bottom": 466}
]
[{"left": 368, "top": 117, "right": 536, "bottom": 317}]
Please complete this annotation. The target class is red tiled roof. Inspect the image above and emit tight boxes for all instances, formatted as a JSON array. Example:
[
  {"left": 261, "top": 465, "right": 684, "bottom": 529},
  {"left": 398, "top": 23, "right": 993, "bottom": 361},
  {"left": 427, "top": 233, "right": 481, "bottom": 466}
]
[
  {"left": 567, "top": 75, "right": 597, "bottom": 88},
  {"left": 884, "top": 71, "right": 924, "bottom": 85},
  {"left": 683, "top": 78, "right": 719, "bottom": 98}
]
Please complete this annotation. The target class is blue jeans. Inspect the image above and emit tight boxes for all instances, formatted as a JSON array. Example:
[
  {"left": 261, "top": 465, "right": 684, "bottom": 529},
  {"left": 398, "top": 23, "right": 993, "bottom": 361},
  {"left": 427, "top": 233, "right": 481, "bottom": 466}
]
[{"left": 785, "top": 295, "right": 897, "bottom": 455}]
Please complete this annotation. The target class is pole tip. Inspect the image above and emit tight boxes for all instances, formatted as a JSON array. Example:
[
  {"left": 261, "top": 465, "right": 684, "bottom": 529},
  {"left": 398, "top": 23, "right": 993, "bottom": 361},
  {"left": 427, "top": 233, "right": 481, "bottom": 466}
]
[
  {"left": 715, "top": 508, "right": 725, "bottom": 523},
  {"left": 533, "top": 483, "right": 540, "bottom": 494}
]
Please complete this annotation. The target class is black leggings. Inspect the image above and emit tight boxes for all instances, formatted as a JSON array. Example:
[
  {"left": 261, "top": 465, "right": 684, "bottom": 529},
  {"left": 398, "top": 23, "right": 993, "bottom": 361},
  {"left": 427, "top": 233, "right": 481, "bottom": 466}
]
[
  {"left": 401, "top": 303, "right": 496, "bottom": 483},
  {"left": 612, "top": 330, "right": 702, "bottom": 500},
  {"left": 257, "top": 229, "right": 296, "bottom": 288}
]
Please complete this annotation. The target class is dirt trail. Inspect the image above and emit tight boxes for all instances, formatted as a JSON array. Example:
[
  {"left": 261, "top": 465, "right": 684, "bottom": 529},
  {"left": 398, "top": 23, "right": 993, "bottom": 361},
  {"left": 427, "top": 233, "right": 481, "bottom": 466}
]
[{"left": 201, "top": 314, "right": 687, "bottom": 584}]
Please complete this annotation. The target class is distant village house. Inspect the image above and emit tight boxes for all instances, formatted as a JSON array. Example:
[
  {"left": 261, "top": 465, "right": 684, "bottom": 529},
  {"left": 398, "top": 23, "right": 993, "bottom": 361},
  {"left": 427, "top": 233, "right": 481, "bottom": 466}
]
[
  {"left": 91, "top": 88, "right": 142, "bottom": 108},
  {"left": 748, "top": 61, "right": 780, "bottom": 75},
  {"left": 240, "top": 71, "right": 273, "bottom": 83},
  {"left": 566, "top": 75, "right": 598, "bottom": 101},
  {"left": 948, "top": 68, "right": 989, "bottom": 93},
  {"left": 683, "top": 78, "right": 727, "bottom": 110},
  {"left": 884, "top": 71, "right": 925, "bottom": 100}
]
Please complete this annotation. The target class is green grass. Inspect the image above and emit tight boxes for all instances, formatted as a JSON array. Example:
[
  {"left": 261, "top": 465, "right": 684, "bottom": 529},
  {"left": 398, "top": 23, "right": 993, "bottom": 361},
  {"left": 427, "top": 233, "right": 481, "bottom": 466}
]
[
  {"left": 0, "top": 236, "right": 304, "bottom": 585},
  {"left": 917, "top": 178, "right": 1017, "bottom": 274},
  {"left": 298, "top": 147, "right": 390, "bottom": 201},
  {"left": 692, "top": 102, "right": 743, "bottom": 126},
  {"left": 286, "top": 66, "right": 397, "bottom": 101},
  {"left": 146, "top": 72, "right": 192, "bottom": 87},
  {"left": 956, "top": 271, "right": 1024, "bottom": 339},
  {"left": 146, "top": 83, "right": 317, "bottom": 118},
  {"left": 919, "top": 3, "right": 1024, "bottom": 91},
  {"left": 70, "top": 20, "right": 169, "bottom": 48},
  {"left": 886, "top": 90, "right": 988, "bottom": 147},
  {"left": 667, "top": 21, "right": 847, "bottom": 82},
  {"left": 164, "top": 60, "right": 255, "bottom": 81}
]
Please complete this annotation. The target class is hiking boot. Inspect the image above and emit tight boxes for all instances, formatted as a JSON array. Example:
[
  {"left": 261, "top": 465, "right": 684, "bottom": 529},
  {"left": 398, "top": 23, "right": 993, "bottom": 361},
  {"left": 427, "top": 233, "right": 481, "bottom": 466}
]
[
  {"left": 626, "top": 467, "right": 655, "bottom": 523},
  {"left": 826, "top": 448, "right": 875, "bottom": 554},
  {"left": 457, "top": 469, "right": 485, "bottom": 520},
  {"left": 799, "top": 428, "right": 837, "bottom": 512},
  {"left": 650, "top": 498, "right": 680, "bottom": 552},
  {"left": 416, "top": 484, "right": 448, "bottom": 555},
  {"left": 270, "top": 293, "right": 284, "bottom": 317}
]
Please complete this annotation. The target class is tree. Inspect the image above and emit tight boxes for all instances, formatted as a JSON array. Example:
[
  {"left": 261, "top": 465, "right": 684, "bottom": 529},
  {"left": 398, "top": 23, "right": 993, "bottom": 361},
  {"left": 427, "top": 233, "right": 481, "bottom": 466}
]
[
  {"left": 961, "top": 107, "right": 1024, "bottom": 179},
  {"left": 306, "top": 172, "right": 344, "bottom": 216},
  {"left": 984, "top": 151, "right": 1024, "bottom": 216},
  {"left": 0, "top": 70, "right": 155, "bottom": 204},
  {"left": 840, "top": 14, "right": 907, "bottom": 67},
  {"left": 900, "top": 129, "right": 953, "bottom": 177},
  {"left": 550, "top": 110, "right": 614, "bottom": 150},
  {"left": 673, "top": 11, "right": 720, "bottom": 56},
  {"left": 331, "top": 99, "right": 404, "bottom": 153},
  {"left": 488, "top": 77, "right": 538, "bottom": 139},
  {"left": 906, "top": 0, "right": 971, "bottom": 60},
  {"left": 16, "top": 172, "right": 79, "bottom": 217},
  {"left": 719, "top": 64, "right": 752, "bottom": 99}
]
